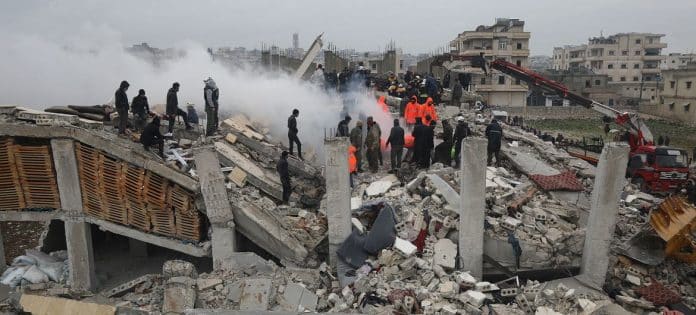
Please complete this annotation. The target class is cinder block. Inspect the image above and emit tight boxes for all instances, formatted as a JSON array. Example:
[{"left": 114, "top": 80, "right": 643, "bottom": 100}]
[
  {"left": 225, "top": 133, "right": 238, "bottom": 144},
  {"left": 227, "top": 167, "right": 247, "bottom": 187}
]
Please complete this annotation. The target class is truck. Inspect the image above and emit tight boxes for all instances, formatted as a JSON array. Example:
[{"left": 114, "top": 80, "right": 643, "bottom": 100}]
[{"left": 487, "top": 59, "right": 690, "bottom": 193}]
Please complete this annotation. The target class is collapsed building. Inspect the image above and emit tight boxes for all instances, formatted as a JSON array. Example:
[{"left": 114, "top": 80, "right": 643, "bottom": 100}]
[{"left": 0, "top": 101, "right": 694, "bottom": 314}]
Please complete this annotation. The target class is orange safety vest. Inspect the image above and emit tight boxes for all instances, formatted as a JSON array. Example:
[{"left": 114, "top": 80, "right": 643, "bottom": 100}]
[
  {"left": 422, "top": 97, "right": 438, "bottom": 126},
  {"left": 404, "top": 135, "right": 415, "bottom": 149},
  {"left": 348, "top": 145, "right": 357, "bottom": 173},
  {"left": 404, "top": 100, "right": 419, "bottom": 124}
]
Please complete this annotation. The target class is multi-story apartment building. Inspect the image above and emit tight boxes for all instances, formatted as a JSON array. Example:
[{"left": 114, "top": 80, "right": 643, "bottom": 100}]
[
  {"left": 654, "top": 62, "right": 696, "bottom": 123},
  {"left": 662, "top": 53, "right": 696, "bottom": 70},
  {"left": 449, "top": 18, "right": 530, "bottom": 107},
  {"left": 552, "top": 33, "right": 667, "bottom": 104}
]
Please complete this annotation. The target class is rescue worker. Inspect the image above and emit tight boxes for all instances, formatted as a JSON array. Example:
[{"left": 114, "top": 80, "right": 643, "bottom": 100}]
[
  {"left": 115, "top": 80, "right": 130, "bottom": 135},
  {"left": 485, "top": 119, "right": 503, "bottom": 167},
  {"left": 140, "top": 116, "right": 164, "bottom": 157},
  {"left": 204, "top": 77, "right": 219, "bottom": 136},
  {"left": 287, "top": 109, "right": 302, "bottom": 160},
  {"left": 350, "top": 121, "right": 364, "bottom": 172},
  {"left": 451, "top": 79, "right": 463, "bottom": 107},
  {"left": 165, "top": 82, "right": 192, "bottom": 135},
  {"left": 453, "top": 116, "right": 471, "bottom": 167},
  {"left": 336, "top": 115, "right": 351, "bottom": 137},
  {"left": 365, "top": 117, "right": 381, "bottom": 173},
  {"left": 404, "top": 96, "right": 419, "bottom": 128},
  {"left": 276, "top": 151, "right": 291, "bottom": 204},
  {"left": 367, "top": 117, "right": 384, "bottom": 166},
  {"left": 131, "top": 89, "right": 150, "bottom": 131},
  {"left": 412, "top": 117, "right": 430, "bottom": 169},
  {"left": 385, "top": 119, "right": 405, "bottom": 173},
  {"left": 348, "top": 145, "right": 357, "bottom": 187},
  {"left": 377, "top": 96, "right": 389, "bottom": 113},
  {"left": 421, "top": 97, "right": 438, "bottom": 126}
]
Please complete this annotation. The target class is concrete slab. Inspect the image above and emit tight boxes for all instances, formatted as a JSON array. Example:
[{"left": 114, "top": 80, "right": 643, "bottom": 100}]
[
  {"left": 365, "top": 181, "right": 392, "bottom": 196},
  {"left": 282, "top": 283, "right": 318, "bottom": 312},
  {"left": 426, "top": 174, "right": 460, "bottom": 209},
  {"left": 433, "top": 239, "right": 457, "bottom": 269},
  {"left": 502, "top": 146, "right": 559, "bottom": 176},
  {"left": 239, "top": 278, "right": 272, "bottom": 311}
]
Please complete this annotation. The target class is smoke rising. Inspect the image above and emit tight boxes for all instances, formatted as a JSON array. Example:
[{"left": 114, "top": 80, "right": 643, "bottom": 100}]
[{"left": 0, "top": 26, "right": 392, "bottom": 158}]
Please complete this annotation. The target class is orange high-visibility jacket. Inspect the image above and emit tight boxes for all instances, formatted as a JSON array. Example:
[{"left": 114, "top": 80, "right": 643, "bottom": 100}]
[
  {"left": 404, "top": 134, "right": 415, "bottom": 149},
  {"left": 348, "top": 145, "right": 358, "bottom": 173},
  {"left": 422, "top": 97, "right": 438, "bottom": 126},
  {"left": 404, "top": 97, "right": 419, "bottom": 124}
]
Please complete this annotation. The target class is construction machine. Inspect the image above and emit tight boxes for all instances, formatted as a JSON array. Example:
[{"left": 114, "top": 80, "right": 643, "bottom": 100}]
[{"left": 488, "top": 59, "right": 690, "bottom": 193}]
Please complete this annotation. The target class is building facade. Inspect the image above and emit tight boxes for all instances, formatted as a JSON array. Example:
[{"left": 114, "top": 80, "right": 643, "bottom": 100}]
[
  {"left": 662, "top": 53, "right": 696, "bottom": 70},
  {"left": 654, "top": 62, "right": 696, "bottom": 123},
  {"left": 528, "top": 68, "right": 621, "bottom": 107},
  {"left": 449, "top": 18, "right": 530, "bottom": 107},
  {"left": 552, "top": 33, "right": 667, "bottom": 104}
]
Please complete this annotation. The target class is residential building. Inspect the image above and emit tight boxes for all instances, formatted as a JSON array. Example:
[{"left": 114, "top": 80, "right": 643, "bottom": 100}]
[
  {"left": 654, "top": 62, "right": 696, "bottom": 123},
  {"left": 552, "top": 33, "right": 667, "bottom": 104},
  {"left": 449, "top": 18, "right": 530, "bottom": 107},
  {"left": 527, "top": 68, "right": 620, "bottom": 107},
  {"left": 662, "top": 53, "right": 696, "bottom": 70}
]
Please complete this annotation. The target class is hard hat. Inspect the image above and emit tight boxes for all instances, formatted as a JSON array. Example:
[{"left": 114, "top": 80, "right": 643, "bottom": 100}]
[{"left": 456, "top": 116, "right": 465, "bottom": 122}]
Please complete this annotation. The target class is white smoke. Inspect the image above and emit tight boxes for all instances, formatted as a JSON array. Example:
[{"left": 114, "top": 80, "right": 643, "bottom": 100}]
[{"left": 0, "top": 26, "right": 392, "bottom": 159}]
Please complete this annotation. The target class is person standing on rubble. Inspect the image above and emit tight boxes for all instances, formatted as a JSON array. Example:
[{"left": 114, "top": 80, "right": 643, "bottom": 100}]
[
  {"left": 485, "top": 119, "right": 503, "bottom": 167},
  {"left": 336, "top": 115, "right": 351, "bottom": 137},
  {"left": 385, "top": 119, "right": 405, "bottom": 173},
  {"left": 367, "top": 117, "right": 383, "bottom": 166},
  {"left": 350, "top": 121, "right": 364, "bottom": 172},
  {"left": 451, "top": 79, "right": 463, "bottom": 107},
  {"left": 411, "top": 117, "right": 427, "bottom": 168},
  {"left": 165, "top": 82, "right": 192, "bottom": 136},
  {"left": 277, "top": 151, "right": 291, "bottom": 204},
  {"left": 453, "top": 116, "right": 471, "bottom": 168},
  {"left": 365, "top": 117, "right": 381, "bottom": 173},
  {"left": 114, "top": 80, "right": 130, "bottom": 136},
  {"left": 140, "top": 116, "right": 164, "bottom": 157},
  {"left": 130, "top": 88, "right": 150, "bottom": 132},
  {"left": 287, "top": 109, "right": 303, "bottom": 160},
  {"left": 204, "top": 77, "right": 219, "bottom": 136}
]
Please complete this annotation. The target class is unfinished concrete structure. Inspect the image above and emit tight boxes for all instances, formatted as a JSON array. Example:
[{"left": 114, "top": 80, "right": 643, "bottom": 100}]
[
  {"left": 324, "top": 137, "right": 351, "bottom": 269},
  {"left": 458, "top": 138, "right": 487, "bottom": 278}
]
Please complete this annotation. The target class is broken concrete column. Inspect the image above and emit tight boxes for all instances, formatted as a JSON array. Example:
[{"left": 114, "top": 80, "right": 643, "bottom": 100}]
[
  {"left": 194, "top": 147, "right": 237, "bottom": 268},
  {"left": 51, "top": 139, "right": 96, "bottom": 291},
  {"left": 324, "top": 138, "right": 351, "bottom": 270},
  {"left": 580, "top": 142, "right": 629, "bottom": 288},
  {"left": 459, "top": 138, "right": 487, "bottom": 278}
]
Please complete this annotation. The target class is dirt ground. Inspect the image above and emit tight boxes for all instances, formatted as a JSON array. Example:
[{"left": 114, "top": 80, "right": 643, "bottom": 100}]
[
  {"left": 526, "top": 117, "right": 696, "bottom": 154},
  {"left": 0, "top": 221, "right": 45, "bottom": 263}
]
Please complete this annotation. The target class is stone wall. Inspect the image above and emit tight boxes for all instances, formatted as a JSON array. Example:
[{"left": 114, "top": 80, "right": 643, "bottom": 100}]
[{"left": 498, "top": 106, "right": 603, "bottom": 120}]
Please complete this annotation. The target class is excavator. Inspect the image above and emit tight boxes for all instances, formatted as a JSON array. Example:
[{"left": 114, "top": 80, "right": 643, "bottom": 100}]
[
  {"left": 485, "top": 58, "right": 695, "bottom": 264},
  {"left": 487, "top": 59, "right": 690, "bottom": 194}
]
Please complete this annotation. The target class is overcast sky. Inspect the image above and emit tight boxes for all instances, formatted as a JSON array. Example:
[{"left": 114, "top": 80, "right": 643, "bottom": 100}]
[{"left": 2, "top": 0, "right": 695, "bottom": 56}]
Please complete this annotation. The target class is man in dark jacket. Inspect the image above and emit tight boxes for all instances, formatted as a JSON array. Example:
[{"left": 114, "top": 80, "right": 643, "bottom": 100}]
[
  {"left": 204, "top": 77, "right": 219, "bottom": 136},
  {"left": 485, "top": 119, "right": 503, "bottom": 166},
  {"left": 336, "top": 115, "right": 351, "bottom": 137},
  {"left": 140, "top": 116, "right": 164, "bottom": 157},
  {"left": 277, "top": 151, "right": 291, "bottom": 204},
  {"left": 288, "top": 109, "right": 302, "bottom": 160},
  {"left": 412, "top": 117, "right": 435, "bottom": 169},
  {"left": 385, "top": 119, "right": 405, "bottom": 173},
  {"left": 433, "top": 119, "right": 454, "bottom": 166},
  {"left": 166, "top": 82, "right": 192, "bottom": 135},
  {"left": 131, "top": 89, "right": 150, "bottom": 131},
  {"left": 365, "top": 117, "right": 381, "bottom": 173},
  {"left": 115, "top": 80, "right": 130, "bottom": 135},
  {"left": 453, "top": 116, "right": 471, "bottom": 167},
  {"left": 451, "top": 79, "right": 463, "bottom": 107},
  {"left": 350, "top": 121, "right": 363, "bottom": 172},
  {"left": 366, "top": 116, "right": 383, "bottom": 166}
]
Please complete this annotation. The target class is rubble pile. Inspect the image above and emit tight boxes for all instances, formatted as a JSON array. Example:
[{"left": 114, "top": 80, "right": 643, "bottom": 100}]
[{"left": 0, "top": 249, "right": 68, "bottom": 288}]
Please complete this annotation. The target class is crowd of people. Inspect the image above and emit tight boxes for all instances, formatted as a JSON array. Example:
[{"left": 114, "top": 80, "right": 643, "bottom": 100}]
[{"left": 112, "top": 77, "right": 221, "bottom": 157}]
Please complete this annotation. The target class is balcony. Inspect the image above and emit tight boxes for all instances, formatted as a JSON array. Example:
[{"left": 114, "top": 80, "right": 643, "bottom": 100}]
[
  {"left": 644, "top": 42, "right": 668, "bottom": 49},
  {"left": 511, "top": 49, "right": 530, "bottom": 57},
  {"left": 642, "top": 68, "right": 661, "bottom": 74},
  {"left": 643, "top": 55, "right": 665, "bottom": 61}
]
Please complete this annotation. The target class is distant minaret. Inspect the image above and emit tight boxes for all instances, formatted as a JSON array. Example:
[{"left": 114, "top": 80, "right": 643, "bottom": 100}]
[{"left": 293, "top": 33, "right": 299, "bottom": 50}]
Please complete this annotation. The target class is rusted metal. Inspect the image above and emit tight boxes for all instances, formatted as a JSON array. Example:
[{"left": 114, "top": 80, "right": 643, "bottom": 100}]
[{"left": 650, "top": 195, "right": 696, "bottom": 263}]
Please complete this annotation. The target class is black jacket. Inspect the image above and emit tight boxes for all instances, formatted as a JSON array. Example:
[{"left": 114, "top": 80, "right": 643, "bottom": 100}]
[
  {"left": 452, "top": 82, "right": 463, "bottom": 99},
  {"left": 276, "top": 158, "right": 290, "bottom": 182},
  {"left": 287, "top": 115, "right": 298, "bottom": 134},
  {"left": 454, "top": 123, "right": 471, "bottom": 143},
  {"left": 115, "top": 88, "right": 128, "bottom": 111},
  {"left": 442, "top": 123, "right": 453, "bottom": 144},
  {"left": 140, "top": 121, "right": 163, "bottom": 146},
  {"left": 485, "top": 122, "right": 503, "bottom": 151},
  {"left": 412, "top": 124, "right": 430, "bottom": 150},
  {"left": 131, "top": 95, "right": 149, "bottom": 116},
  {"left": 204, "top": 86, "right": 219, "bottom": 108},
  {"left": 337, "top": 119, "right": 350, "bottom": 137},
  {"left": 166, "top": 88, "right": 178, "bottom": 115},
  {"left": 386, "top": 126, "right": 405, "bottom": 147}
]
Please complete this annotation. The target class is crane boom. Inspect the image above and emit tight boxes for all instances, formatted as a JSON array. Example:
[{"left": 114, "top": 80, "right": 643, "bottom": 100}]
[{"left": 489, "top": 59, "right": 653, "bottom": 146}]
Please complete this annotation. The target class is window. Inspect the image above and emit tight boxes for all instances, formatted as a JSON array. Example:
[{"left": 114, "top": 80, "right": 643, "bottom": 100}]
[
  {"left": 621, "top": 64, "right": 627, "bottom": 69},
  {"left": 516, "top": 43, "right": 522, "bottom": 50},
  {"left": 687, "top": 81, "right": 693, "bottom": 89},
  {"left": 620, "top": 77, "right": 626, "bottom": 82},
  {"left": 608, "top": 50, "right": 615, "bottom": 56},
  {"left": 515, "top": 79, "right": 521, "bottom": 85},
  {"left": 648, "top": 38, "right": 654, "bottom": 44},
  {"left": 516, "top": 60, "right": 522, "bottom": 67},
  {"left": 635, "top": 39, "right": 641, "bottom": 44},
  {"left": 498, "top": 41, "right": 508, "bottom": 50},
  {"left": 634, "top": 64, "right": 640, "bottom": 69},
  {"left": 608, "top": 77, "right": 613, "bottom": 82},
  {"left": 608, "top": 64, "right": 614, "bottom": 69},
  {"left": 585, "top": 80, "right": 591, "bottom": 88},
  {"left": 498, "top": 76, "right": 505, "bottom": 85},
  {"left": 686, "top": 104, "right": 691, "bottom": 112},
  {"left": 670, "top": 81, "right": 676, "bottom": 89},
  {"left": 672, "top": 60, "right": 676, "bottom": 63},
  {"left": 371, "top": 63, "right": 377, "bottom": 70},
  {"left": 480, "top": 77, "right": 486, "bottom": 85},
  {"left": 622, "top": 50, "right": 628, "bottom": 56},
  {"left": 651, "top": 88, "right": 655, "bottom": 92},
  {"left": 594, "top": 79, "right": 601, "bottom": 86},
  {"left": 633, "top": 77, "right": 639, "bottom": 82},
  {"left": 635, "top": 51, "right": 641, "bottom": 56},
  {"left": 669, "top": 102, "right": 675, "bottom": 110}
]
